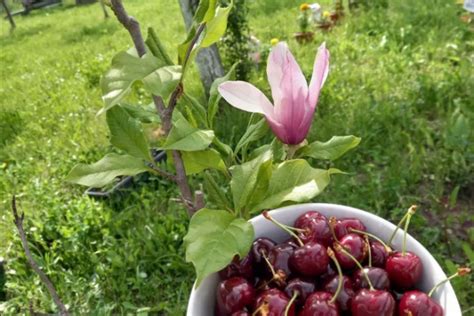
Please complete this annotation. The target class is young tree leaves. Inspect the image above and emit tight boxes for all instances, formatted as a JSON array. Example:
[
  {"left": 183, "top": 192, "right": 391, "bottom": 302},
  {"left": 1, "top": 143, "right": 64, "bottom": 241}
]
[
  {"left": 66, "top": 154, "right": 150, "bottom": 188},
  {"left": 181, "top": 149, "right": 226, "bottom": 175},
  {"left": 106, "top": 106, "right": 151, "bottom": 161},
  {"left": 200, "top": 2, "right": 233, "bottom": 48},
  {"left": 145, "top": 27, "right": 174, "bottom": 65},
  {"left": 252, "top": 160, "right": 343, "bottom": 212},
  {"left": 234, "top": 117, "right": 269, "bottom": 155},
  {"left": 142, "top": 65, "right": 182, "bottom": 99},
  {"left": 297, "top": 136, "right": 361, "bottom": 161},
  {"left": 230, "top": 150, "right": 272, "bottom": 214},
  {"left": 163, "top": 112, "right": 214, "bottom": 151},
  {"left": 184, "top": 209, "right": 254, "bottom": 287}
]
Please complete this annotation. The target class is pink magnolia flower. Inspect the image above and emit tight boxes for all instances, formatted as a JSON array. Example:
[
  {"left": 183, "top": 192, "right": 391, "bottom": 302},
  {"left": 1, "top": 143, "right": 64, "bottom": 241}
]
[{"left": 218, "top": 42, "right": 329, "bottom": 145}]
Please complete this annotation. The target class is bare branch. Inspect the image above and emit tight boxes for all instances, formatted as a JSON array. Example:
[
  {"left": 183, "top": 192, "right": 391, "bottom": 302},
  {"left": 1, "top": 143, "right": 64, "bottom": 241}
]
[{"left": 11, "top": 196, "right": 70, "bottom": 316}]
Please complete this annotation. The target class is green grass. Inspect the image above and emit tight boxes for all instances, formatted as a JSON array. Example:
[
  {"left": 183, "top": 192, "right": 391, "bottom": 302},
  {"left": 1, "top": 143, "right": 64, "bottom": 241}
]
[{"left": 1, "top": 0, "right": 473, "bottom": 314}]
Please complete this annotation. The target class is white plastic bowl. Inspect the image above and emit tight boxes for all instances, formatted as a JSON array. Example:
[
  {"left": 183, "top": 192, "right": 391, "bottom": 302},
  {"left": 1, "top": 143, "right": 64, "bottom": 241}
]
[{"left": 187, "top": 203, "right": 461, "bottom": 316}]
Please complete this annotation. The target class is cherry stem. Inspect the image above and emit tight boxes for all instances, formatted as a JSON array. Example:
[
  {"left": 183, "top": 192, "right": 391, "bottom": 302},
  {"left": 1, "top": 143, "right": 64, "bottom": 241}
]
[
  {"left": 284, "top": 291, "right": 298, "bottom": 316},
  {"left": 402, "top": 210, "right": 414, "bottom": 256},
  {"left": 328, "top": 216, "right": 339, "bottom": 242},
  {"left": 365, "top": 236, "right": 372, "bottom": 267},
  {"left": 349, "top": 228, "right": 392, "bottom": 253},
  {"left": 388, "top": 205, "right": 417, "bottom": 246},
  {"left": 263, "top": 211, "right": 304, "bottom": 246},
  {"left": 428, "top": 267, "right": 471, "bottom": 297},
  {"left": 262, "top": 252, "right": 277, "bottom": 277},
  {"left": 337, "top": 245, "right": 374, "bottom": 290},
  {"left": 327, "top": 248, "right": 344, "bottom": 304}
]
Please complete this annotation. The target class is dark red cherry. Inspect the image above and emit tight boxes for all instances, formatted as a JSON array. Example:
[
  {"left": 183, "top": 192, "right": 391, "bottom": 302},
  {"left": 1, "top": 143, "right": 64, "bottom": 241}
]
[
  {"left": 284, "top": 278, "right": 315, "bottom": 306},
  {"left": 318, "top": 263, "right": 337, "bottom": 285},
  {"left": 289, "top": 241, "right": 329, "bottom": 277},
  {"left": 266, "top": 243, "right": 296, "bottom": 283},
  {"left": 334, "top": 218, "right": 366, "bottom": 239},
  {"left": 398, "top": 291, "right": 443, "bottom": 316},
  {"left": 219, "top": 254, "right": 254, "bottom": 280},
  {"left": 251, "top": 237, "right": 276, "bottom": 263},
  {"left": 369, "top": 240, "right": 389, "bottom": 268},
  {"left": 324, "top": 275, "right": 355, "bottom": 311},
  {"left": 351, "top": 289, "right": 395, "bottom": 316},
  {"left": 294, "top": 211, "right": 333, "bottom": 246},
  {"left": 352, "top": 267, "right": 390, "bottom": 291},
  {"left": 231, "top": 312, "right": 250, "bottom": 316},
  {"left": 386, "top": 251, "right": 422, "bottom": 290},
  {"left": 299, "top": 291, "right": 339, "bottom": 316},
  {"left": 253, "top": 288, "right": 295, "bottom": 316},
  {"left": 216, "top": 277, "right": 254, "bottom": 315},
  {"left": 334, "top": 233, "right": 368, "bottom": 270}
]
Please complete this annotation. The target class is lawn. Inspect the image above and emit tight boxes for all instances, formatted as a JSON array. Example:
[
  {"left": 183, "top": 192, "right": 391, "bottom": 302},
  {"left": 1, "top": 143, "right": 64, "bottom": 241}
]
[{"left": 1, "top": 0, "right": 473, "bottom": 314}]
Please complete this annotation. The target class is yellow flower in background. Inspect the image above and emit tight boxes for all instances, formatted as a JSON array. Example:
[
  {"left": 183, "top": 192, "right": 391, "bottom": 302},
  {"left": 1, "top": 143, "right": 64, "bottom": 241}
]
[
  {"left": 323, "top": 10, "right": 331, "bottom": 18},
  {"left": 270, "top": 38, "right": 279, "bottom": 46},
  {"left": 300, "top": 3, "right": 310, "bottom": 11}
]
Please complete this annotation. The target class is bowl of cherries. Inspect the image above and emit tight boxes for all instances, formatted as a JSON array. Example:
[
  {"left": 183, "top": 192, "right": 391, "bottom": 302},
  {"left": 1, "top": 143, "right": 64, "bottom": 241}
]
[{"left": 187, "top": 203, "right": 467, "bottom": 315}]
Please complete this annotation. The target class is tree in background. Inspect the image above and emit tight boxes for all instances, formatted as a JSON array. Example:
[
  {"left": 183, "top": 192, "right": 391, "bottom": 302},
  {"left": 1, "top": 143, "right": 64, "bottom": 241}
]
[{"left": 220, "top": 0, "right": 251, "bottom": 80}]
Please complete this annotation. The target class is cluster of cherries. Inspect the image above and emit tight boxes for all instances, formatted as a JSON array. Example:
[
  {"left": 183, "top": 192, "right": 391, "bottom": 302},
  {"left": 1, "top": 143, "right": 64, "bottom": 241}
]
[{"left": 215, "top": 206, "right": 469, "bottom": 315}]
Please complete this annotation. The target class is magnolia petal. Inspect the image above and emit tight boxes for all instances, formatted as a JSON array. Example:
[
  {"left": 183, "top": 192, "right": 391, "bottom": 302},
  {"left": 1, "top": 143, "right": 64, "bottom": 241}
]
[
  {"left": 308, "top": 42, "right": 330, "bottom": 108},
  {"left": 218, "top": 81, "right": 275, "bottom": 118},
  {"left": 267, "top": 42, "right": 308, "bottom": 110}
]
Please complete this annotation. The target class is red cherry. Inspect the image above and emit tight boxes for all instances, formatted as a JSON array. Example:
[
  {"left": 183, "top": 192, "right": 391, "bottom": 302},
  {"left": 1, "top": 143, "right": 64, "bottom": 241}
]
[
  {"left": 294, "top": 211, "right": 333, "bottom": 246},
  {"left": 369, "top": 240, "right": 389, "bottom": 268},
  {"left": 299, "top": 291, "right": 339, "bottom": 316},
  {"left": 289, "top": 241, "right": 329, "bottom": 277},
  {"left": 351, "top": 288, "right": 395, "bottom": 316},
  {"left": 334, "top": 218, "right": 366, "bottom": 239},
  {"left": 352, "top": 267, "right": 390, "bottom": 291},
  {"left": 251, "top": 238, "right": 275, "bottom": 264},
  {"left": 216, "top": 277, "right": 254, "bottom": 315},
  {"left": 318, "top": 263, "right": 337, "bottom": 284},
  {"left": 231, "top": 312, "right": 250, "bottom": 316},
  {"left": 334, "top": 234, "right": 368, "bottom": 270},
  {"left": 253, "top": 288, "right": 295, "bottom": 316},
  {"left": 386, "top": 251, "right": 422, "bottom": 290},
  {"left": 284, "top": 278, "right": 315, "bottom": 306},
  {"left": 219, "top": 254, "right": 254, "bottom": 280},
  {"left": 266, "top": 242, "right": 296, "bottom": 284},
  {"left": 324, "top": 275, "right": 355, "bottom": 312},
  {"left": 398, "top": 291, "right": 443, "bottom": 316}
]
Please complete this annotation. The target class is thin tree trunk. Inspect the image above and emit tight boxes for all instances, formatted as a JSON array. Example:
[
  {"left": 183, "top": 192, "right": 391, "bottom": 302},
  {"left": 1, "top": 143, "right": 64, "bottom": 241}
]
[
  {"left": 1, "top": 0, "right": 16, "bottom": 30},
  {"left": 178, "top": 0, "right": 225, "bottom": 94},
  {"left": 100, "top": 0, "right": 108, "bottom": 18}
]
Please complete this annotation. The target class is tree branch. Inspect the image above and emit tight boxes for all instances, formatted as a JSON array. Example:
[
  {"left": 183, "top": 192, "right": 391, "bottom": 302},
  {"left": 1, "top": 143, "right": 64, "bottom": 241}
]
[
  {"left": 109, "top": 0, "right": 200, "bottom": 215},
  {"left": 146, "top": 162, "right": 177, "bottom": 182},
  {"left": 11, "top": 196, "right": 69, "bottom": 316}
]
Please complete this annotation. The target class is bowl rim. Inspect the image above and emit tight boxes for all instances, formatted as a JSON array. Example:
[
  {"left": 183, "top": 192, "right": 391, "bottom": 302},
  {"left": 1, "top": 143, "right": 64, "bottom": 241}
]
[{"left": 187, "top": 203, "right": 461, "bottom": 316}]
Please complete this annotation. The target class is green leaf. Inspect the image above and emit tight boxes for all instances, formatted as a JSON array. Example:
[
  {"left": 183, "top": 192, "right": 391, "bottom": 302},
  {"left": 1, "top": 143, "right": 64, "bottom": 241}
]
[
  {"left": 230, "top": 150, "right": 273, "bottom": 214},
  {"left": 142, "top": 65, "right": 182, "bottom": 99},
  {"left": 208, "top": 63, "right": 237, "bottom": 127},
  {"left": 181, "top": 149, "right": 226, "bottom": 175},
  {"left": 298, "top": 136, "right": 361, "bottom": 161},
  {"left": 163, "top": 112, "right": 215, "bottom": 151},
  {"left": 235, "top": 118, "right": 269, "bottom": 155},
  {"left": 145, "top": 27, "right": 174, "bottom": 65},
  {"left": 100, "top": 51, "right": 164, "bottom": 113},
  {"left": 66, "top": 153, "right": 149, "bottom": 188},
  {"left": 200, "top": 1, "right": 233, "bottom": 48},
  {"left": 106, "top": 106, "right": 151, "bottom": 161},
  {"left": 203, "top": 172, "right": 232, "bottom": 210},
  {"left": 121, "top": 103, "right": 160, "bottom": 124},
  {"left": 183, "top": 93, "right": 209, "bottom": 128},
  {"left": 193, "top": 0, "right": 217, "bottom": 24},
  {"left": 253, "top": 160, "right": 342, "bottom": 212},
  {"left": 184, "top": 209, "right": 254, "bottom": 287},
  {"left": 178, "top": 26, "right": 196, "bottom": 65}
]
